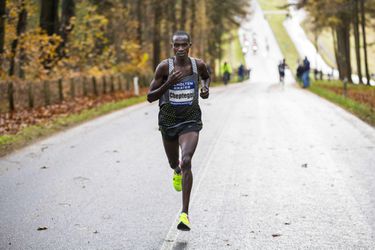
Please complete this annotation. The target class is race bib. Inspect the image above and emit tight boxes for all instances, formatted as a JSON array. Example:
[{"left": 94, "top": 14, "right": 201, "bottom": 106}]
[{"left": 169, "top": 81, "right": 195, "bottom": 105}]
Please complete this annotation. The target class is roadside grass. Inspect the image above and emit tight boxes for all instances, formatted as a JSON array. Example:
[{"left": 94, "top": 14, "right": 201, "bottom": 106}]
[
  {"left": 310, "top": 80, "right": 375, "bottom": 126},
  {"left": 258, "top": 0, "right": 287, "bottom": 11},
  {"left": 266, "top": 14, "right": 299, "bottom": 71},
  {"left": 0, "top": 96, "right": 146, "bottom": 156},
  {"left": 258, "top": 0, "right": 299, "bottom": 70}
]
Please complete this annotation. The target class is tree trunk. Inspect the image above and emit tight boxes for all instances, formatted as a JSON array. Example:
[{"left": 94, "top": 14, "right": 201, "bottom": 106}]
[
  {"left": 332, "top": 27, "right": 339, "bottom": 75},
  {"left": 40, "top": 0, "right": 59, "bottom": 35},
  {"left": 353, "top": 0, "right": 362, "bottom": 83},
  {"left": 180, "top": 0, "right": 187, "bottom": 30},
  {"left": 153, "top": 1, "right": 161, "bottom": 70},
  {"left": 190, "top": 0, "right": 196, "bottom": 41},
  {"left": 344, "top": 20, "right": 352, "bottom": 83},
  {"left": 169, "top": 0, "right": 177, "bottom": 33},
  {"left": 0, "top": 0, "right": 5, "bottom": 54},
  {"left": 59, "top": 0, "right": 75, "bottom": 56},
  {"left": 9, "top": 1, "right": 27, "bottom": 76},
  {"left": 136, "top": 0, "right": 142, "bottom": 46},
  {"left": 335, "top": 24, "right": 351, "bottom": 82},
  {"left": 360, "top": 0, "right": 370, "bottom": 85}
]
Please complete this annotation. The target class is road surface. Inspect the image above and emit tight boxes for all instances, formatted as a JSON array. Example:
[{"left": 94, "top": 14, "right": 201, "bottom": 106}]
[{"left": 1, "top": 0, "right": 375, "bottom": 249}]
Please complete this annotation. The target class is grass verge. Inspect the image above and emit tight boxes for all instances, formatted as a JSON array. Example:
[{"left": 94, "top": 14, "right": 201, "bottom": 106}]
[
  {"left": 310, "top": 80, "right": 375, "bottom": 126},
  {"left": 266, "top": 14, "right": 299, "bottom": 71},
  {"left": 0, "top": 96, "right": 146, "bottom": 156}
]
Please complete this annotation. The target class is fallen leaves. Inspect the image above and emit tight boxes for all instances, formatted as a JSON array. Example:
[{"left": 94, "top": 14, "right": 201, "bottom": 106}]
[{"left": 0, "top": 90, "right": 144, "bottom": 136}]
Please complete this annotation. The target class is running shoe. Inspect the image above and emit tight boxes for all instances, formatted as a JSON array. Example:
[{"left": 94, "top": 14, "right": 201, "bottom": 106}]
[
  {"left": 173, "top": 171, "right": 182, "bottom": 192},
  {"left": 177, "top": 212, "right": 191, "bottom": 231}
]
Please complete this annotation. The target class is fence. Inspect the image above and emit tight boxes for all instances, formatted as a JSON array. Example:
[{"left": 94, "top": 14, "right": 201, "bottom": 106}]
[{"left": 0, "top": 74, "right": 151, "bottom": 113}]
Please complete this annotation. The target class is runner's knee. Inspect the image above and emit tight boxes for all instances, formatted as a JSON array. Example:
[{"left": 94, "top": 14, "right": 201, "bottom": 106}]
[
  {"left": 181, "top": 155, "right": 192, "bottom": 171},
  {"left": 168, "top": 159, "right": 179, "bottom": 169}
]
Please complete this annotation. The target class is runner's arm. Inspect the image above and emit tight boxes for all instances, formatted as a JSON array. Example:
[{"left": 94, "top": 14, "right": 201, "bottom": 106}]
[
  {"left": 147, "top": 61, "right": 183, "bottom": 103},
  {"left": 197, "top": 59, "right": 210, "bottom": 99}
]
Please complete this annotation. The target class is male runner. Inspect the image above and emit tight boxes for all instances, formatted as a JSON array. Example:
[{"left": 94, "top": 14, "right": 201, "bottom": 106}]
[
  {"left": 147, "top": 31, "right": 210, "bottom": 231},
  {"left": 278, "top": 58, "right": 288, "bottom": 84}
]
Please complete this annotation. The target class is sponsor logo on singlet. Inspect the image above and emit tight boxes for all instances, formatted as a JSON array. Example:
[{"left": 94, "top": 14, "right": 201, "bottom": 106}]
[{"left": 169, "top": 81, "right": 195, "bottom": 105}]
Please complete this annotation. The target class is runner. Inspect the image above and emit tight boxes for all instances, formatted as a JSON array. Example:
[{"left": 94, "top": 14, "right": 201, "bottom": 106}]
[
  {"left": 278, "top": 58, "right": 288, "bottom": 85},
  {"left": 147, "top": 31, "right": 210, "bottom": 231}
]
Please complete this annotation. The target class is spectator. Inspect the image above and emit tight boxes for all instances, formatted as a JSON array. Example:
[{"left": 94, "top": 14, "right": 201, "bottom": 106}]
[
  {"left": 238, "top": 64, "right": 244, "bottom": 82},
  {"left": 222, "top": 62, "right": 232, "bottom": 85},
  {"left": 302, "top": 57, "right": 310, "bottom": 88}
]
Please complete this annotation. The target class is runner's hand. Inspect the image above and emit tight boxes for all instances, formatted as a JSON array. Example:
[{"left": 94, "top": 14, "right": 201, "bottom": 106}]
[
  {"left": 167, "top": 71, "right": 184, "bottom": 86},
  {"left": 200, "top": 87, "right": 209, "bottom": 99}
]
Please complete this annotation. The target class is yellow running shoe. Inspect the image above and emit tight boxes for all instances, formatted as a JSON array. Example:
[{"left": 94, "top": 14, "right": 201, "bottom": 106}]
[
  {"left": 173, "top": 171, "right": 182, "bottom": 192},
  {"left": 177, "top": 212, "right": 191, "bottom": 231}
]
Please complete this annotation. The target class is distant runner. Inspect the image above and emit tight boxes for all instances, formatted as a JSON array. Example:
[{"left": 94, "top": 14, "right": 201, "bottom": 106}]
[
  {"left": 147, "top": 31, "right": 211, "bottom": 231},
  {"left": 278, "top": 58, "right": 288, "bottom": 84}
]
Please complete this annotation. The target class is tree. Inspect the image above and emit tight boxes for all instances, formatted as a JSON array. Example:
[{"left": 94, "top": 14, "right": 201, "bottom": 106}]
[
  {"left": 0, "top": 0, "right": 5, "bottom": 54},
  {"left": 59, "top": 0, "right": 75, "bottom": 56},
  {"left": 301, "top": 0, "right": 352, "bottom": 82},
  {"left": 180, "top": 0, "right": 187, "bottom": 30},
  {"left": 136, "top": 0, "right": 143, "bottom": 46},
  {"left": 9, "top": 0, "right": 28, "bottom": 76},
  {"left": 40, "top": 0, "right": 59, "bottom": 35},
  {"left": 352, "top": 0, "right": 362, "bottom": 83},
  {"left": 360, "top": 0, "right": 370, "bottom": 85},
  {"left": 152, "top": 0, "right": 162, "bottom": 70}
]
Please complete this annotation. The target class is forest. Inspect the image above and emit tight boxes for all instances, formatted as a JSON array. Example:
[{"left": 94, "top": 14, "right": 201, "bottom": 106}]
[{"left": 0, "top": 0, "right": 250, "bottom": 82}]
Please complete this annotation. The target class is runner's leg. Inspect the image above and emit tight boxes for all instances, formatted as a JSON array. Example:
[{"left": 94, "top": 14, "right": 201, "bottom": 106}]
[
  {"left": 179, "top": 131, "right": 199, "bottom": 214},
  {"left": 162, "top": 136, "right": 180, "bottom": 173}
]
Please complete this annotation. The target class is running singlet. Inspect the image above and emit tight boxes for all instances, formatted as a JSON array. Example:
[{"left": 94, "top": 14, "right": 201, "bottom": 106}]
[{"left": 158, "top": 57, "right": 202, "bottom": 128}]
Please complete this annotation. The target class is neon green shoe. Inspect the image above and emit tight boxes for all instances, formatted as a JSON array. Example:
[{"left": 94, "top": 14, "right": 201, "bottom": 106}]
[
  {"left": 177, "top": 212, "right": 191, "bottom": 231},
  {"left": 173, "top": 171, "right": 182, "bottom": 192}
]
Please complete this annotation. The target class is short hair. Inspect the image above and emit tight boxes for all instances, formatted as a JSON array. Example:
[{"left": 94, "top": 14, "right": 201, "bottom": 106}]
[{"left": 172, "top": 31, "right": 191, "bottom": 43}]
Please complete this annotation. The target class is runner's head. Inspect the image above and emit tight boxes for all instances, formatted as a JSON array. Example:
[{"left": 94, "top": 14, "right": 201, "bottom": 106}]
[{"left": 171, "top": 31, "right": 191, "bottom": 58}]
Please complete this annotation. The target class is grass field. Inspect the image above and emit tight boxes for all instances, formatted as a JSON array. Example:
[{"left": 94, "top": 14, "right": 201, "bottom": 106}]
[
  {"left": 258, "top": 0, "right": 299, "bottom": 70},
  {"left": 258, "top": 0, "right": 287, "bottom": 11}
]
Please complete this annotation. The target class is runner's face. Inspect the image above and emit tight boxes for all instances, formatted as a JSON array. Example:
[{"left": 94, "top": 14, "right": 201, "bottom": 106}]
[{"left": 172, "top": 35, "right": 190, "bottom": 58}]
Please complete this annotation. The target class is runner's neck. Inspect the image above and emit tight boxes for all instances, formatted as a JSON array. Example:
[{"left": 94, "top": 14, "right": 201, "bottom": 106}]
[{"left": 174, "top": 56, "right": 190, "bottom": 67}]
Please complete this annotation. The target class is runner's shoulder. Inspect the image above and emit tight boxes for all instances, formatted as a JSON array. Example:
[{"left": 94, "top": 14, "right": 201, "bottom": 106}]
[
  {"left": 155, "top": 59, "right": 170, "bottom": 75},
  {"left": 191, "top": 58, "right": 207, "bottom": 70}
]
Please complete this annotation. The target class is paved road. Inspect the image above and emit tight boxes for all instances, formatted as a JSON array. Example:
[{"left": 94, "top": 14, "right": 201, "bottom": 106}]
[{"left": 1, "top": 1, "right": 375, "bottom": 250}]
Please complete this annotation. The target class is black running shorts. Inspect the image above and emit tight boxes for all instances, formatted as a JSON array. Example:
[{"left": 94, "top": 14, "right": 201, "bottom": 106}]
[{"left": 160, "top": 121, "right": 202, "bottom": 141}]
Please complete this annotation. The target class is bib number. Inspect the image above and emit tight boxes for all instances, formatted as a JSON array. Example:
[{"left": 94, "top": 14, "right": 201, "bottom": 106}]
[{"left": 169, "top": 81, "right": 195, "bottom": 105}]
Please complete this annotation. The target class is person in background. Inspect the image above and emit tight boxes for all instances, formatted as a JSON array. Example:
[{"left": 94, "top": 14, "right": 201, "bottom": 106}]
[
  {"left": 222, "top": 62, "right": 232, "bottom": 85},
  {"left": 238, "top": 64, "right": 244, "bottom": 82},
  {"left": 302, "top": 56, "right": 310, "bottom": 88}
]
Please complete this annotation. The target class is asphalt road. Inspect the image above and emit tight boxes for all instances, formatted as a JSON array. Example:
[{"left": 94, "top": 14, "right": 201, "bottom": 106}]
[{"left": 1, "top": 1, "right": 375, "bottom": 250}]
